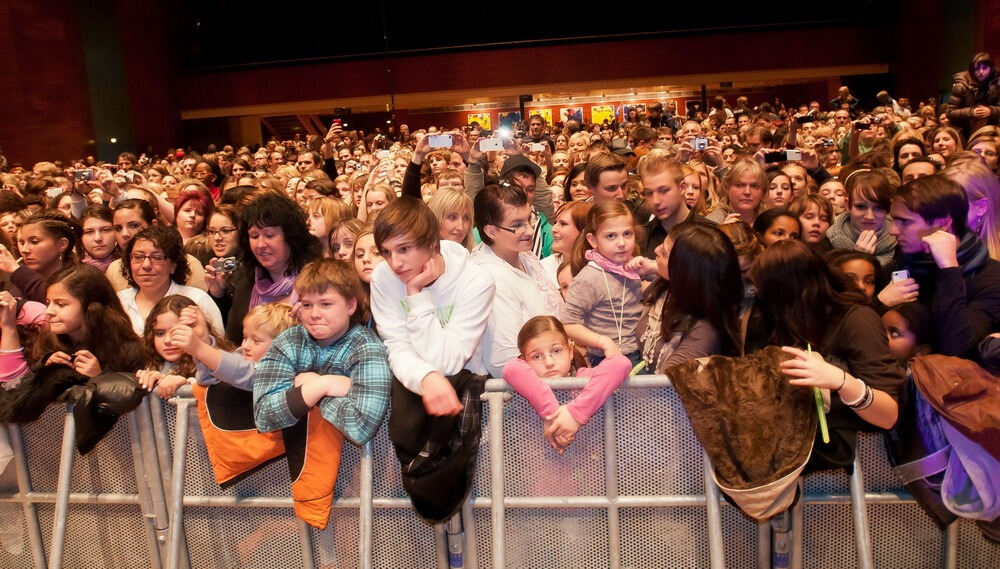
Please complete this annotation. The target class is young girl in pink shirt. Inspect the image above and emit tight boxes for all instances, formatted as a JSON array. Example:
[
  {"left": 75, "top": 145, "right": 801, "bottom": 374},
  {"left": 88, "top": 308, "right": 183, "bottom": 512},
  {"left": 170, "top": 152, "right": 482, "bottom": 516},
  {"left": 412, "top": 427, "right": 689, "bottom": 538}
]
[{"left": 503, "top": 315, "right": 631, "bottom": 452}]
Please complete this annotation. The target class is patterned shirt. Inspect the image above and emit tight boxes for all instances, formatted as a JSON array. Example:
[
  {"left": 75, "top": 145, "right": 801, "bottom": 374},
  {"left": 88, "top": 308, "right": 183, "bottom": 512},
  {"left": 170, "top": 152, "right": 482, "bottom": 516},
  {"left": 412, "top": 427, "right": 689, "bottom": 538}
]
[{"left": 253, "top": 324, "right": 391, "bottom": 445}]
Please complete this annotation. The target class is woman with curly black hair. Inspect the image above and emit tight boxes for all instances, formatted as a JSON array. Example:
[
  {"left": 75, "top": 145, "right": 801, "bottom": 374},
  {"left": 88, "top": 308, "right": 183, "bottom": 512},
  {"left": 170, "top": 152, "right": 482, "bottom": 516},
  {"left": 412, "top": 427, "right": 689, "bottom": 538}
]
[
  {"left": 117, "top": 224, "right": 223, "bottom": 334},
  {"left": 207, "top": 192, "right": 321, "bottom": 343}
]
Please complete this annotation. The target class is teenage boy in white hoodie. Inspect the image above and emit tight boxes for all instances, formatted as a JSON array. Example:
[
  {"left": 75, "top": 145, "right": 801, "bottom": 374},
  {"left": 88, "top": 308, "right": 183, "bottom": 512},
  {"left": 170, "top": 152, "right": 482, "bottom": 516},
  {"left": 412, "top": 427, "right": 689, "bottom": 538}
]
[{"left": 370, "top": 198, "right": 496, "bottom": 415}]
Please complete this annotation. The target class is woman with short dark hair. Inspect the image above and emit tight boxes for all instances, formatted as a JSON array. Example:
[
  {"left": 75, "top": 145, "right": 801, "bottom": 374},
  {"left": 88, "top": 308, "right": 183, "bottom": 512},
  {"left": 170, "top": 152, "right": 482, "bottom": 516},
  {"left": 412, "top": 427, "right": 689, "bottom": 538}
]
[{"left": 117, "top": 225, "right": 223, "bottom": 334}]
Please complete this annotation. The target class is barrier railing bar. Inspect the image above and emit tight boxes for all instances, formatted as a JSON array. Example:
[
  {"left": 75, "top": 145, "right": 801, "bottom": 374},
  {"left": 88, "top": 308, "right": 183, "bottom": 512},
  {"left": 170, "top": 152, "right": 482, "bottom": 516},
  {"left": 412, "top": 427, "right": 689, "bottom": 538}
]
[
  {"left": 149, "top": 396, "right": 175, "bottom": 494},
  {"left": 152, "top": 395, "right": 192, "bottom": 569},
  {"left": 0, "top": 489, "right": 917, "bottom": 510},
  {"left": 486, "top": 391, "right": 507, "bottom": 569},
  {"left": 849, "top": 454, "right": 874, "bottom": 569},
  {"left": 127, "top": 408, "right": 166, "bottom": 569},
  {"left": 602, "top": 397, "right": 621, "bottom": 569},
  {"left": 47, "top": 405, "right": 76, "bottom": 569},
  {"left": 943, "top": 522, "right": 958, "bottom": 569},
  {"left": 757, "top": 521, "right": 769, "bottom": 569},
  {"left": 791, "top": 484, "right": 804, "bottom": 569},
  {"left": 167, "top": 398, "right": 192, "bottom": 569},
  {"left": 461, "top": 495, "right": 479, "bottom": 569},
  {"left": 359, "top": 440, "right": 374, "bottom": 569},
  {"left": 136, "top": 398, "right": 172, "bottom": 541},
  {"left": 434, "top": 524, "right": 450, "bottom": 569},
  {"left": 294, "top": 519, "right": 314, "bottom": 569},
  {"left": 5, "top": 424, "right": 46, "bottom": 568},
  {"left": 703, "top": 452, "right": 726, "bottom": 569},
  {"left": 485, "top": 375, "right": 672, "bottom": 393}
]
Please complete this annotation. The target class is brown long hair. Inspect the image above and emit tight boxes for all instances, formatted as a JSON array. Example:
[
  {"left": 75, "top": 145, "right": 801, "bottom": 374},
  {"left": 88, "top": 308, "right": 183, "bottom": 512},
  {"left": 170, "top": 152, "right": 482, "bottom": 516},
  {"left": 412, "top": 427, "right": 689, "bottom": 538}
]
[
  {"left": 143, "top": 295, "right": 234, "bottom": 377},
  {"left": 31, "top": 265, "right": 140, "bottom": 370},
  {"left": 749, "top": 239, "right": 866, "bottom": 349}
]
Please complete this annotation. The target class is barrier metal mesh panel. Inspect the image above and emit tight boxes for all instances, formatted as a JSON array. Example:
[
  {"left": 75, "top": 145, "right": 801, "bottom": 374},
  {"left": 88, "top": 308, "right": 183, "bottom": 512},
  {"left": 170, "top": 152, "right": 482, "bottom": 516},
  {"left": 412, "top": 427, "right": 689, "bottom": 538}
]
[
  {"left": 3, "top": 384, "right": 1000, "bottom": 568},
  {"left": 615, "top": 387, "right": 704, "bottom": 496},
  {"left": 160, "top": 397, "right": 368, "bottom": 568},
  {"left": 502, "top": 391, "right": 605, "bottom": 497},
  {"left": 957, "top": 516, "right": 1000, "bottom": 567},
  {"left": 22, "top": 406, "right": 138, "bottom": 495}
]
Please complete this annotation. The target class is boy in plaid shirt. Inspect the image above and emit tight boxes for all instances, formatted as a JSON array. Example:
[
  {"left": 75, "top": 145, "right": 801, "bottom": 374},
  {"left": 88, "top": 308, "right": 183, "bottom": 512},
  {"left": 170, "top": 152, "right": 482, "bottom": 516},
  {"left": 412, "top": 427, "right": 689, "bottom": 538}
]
[{"left": 253, "top": 257, "right": 390, "bottom": 445}]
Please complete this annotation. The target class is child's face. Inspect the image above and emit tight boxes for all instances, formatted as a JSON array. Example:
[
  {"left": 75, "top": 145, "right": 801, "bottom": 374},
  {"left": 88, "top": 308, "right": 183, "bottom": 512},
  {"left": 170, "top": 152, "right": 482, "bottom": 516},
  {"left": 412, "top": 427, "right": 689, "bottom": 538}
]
[
  {"left": 585, "top": 215, "right": 635, "bottom": 264},
  {"left": 841, "top": 258, "right": 876, "bottom": 300},
  {"left": 44, "top": 282, "right": 85, "bottom": 341},
  {"left": 883, "top": 310, "right": 919, "bottom": 362},
  {"left": 353, "top": 233, "right": 384, "bottom": 284},
  {"left": 380, "top": 235, "right": 434, "bottom": 283},
  {"left": 153, "top": 312, "right": 183, "bottom": 363},
  {"left": 241, "top": 322, "right": 274, "bottom": 363},
  {"left": 557, "top": 264, "right": 573, "bottom": 300},
  {"left": 522, "top": 330, "right": 573, "bottom": 378},
  {"left": 331, "top": 227, "right": 355, "bottom": 261},
  {"left": 298, "top": 289, "right": 357, "bottom": 344}
]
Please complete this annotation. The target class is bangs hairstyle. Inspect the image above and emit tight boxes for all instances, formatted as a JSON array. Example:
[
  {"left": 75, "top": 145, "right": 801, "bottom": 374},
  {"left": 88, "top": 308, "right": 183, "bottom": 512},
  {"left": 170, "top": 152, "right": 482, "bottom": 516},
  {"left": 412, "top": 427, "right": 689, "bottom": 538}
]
[
  {"left": 842, "top": 169, "right": 893, "bottom": 209},
  {"left": 308, "top": 196, "right": 355, "bottom": 231},
  {"left": 474, "top": 181, "right": 529, "bottom": 247},
  {"left": 31, "top": 264, "right": 138, "bottom": 368},
  {"left": 570, "top": 199, "right": 637, "bottom": 275},
  {"left": 722, "top": 158, "right": 768, "bottom": 202},
  {"left": 894, "top": 174, "right": 969, "bottom": 238},
  {"left": 373, "top": 198, "right": 439, "bottom": 252},
  {"left": 243, "top": 302, "right": 296, "bottom": 340},
  {"left": 554, "top": 201, "right": 591, "bottom": 233},
  {"left": 789, "top": 193, "right": 834, "bottom": 222},
  {"left": 516, "top": 315, "right": 570, "bottom": 354},
  {"left": 293, "top": 257, "right": 366, "bottom": 326},
  {"left": 427, "top": 189, "right": 474, "bottom": 249},
  {"left": 114, "top": 198, "right": 156, "bottom": 225},
  {"left": 636, "top": 152, "right": 684, "bottom": 184},
  {"left": 173, "top": 186, "right": 214, "bottom": 220},
  {"left": 81, "top": 203, "right": 114, "bottom": 225},
  {"left": 121, "top": 225, "right": 190, "bottom": 287},
  {"left": 239, "top": 192, "right": 321, "bottom": 275},
  {"left": 143, "top": 295, "right": 234, "bottom": 377}
]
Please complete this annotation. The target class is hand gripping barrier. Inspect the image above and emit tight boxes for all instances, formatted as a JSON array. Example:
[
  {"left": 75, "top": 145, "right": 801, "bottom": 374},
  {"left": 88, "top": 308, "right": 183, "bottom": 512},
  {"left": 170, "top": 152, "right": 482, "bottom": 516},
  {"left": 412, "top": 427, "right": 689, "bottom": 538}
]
[{"left": 1, "top": 376, "right": 998, "bottom": 568}]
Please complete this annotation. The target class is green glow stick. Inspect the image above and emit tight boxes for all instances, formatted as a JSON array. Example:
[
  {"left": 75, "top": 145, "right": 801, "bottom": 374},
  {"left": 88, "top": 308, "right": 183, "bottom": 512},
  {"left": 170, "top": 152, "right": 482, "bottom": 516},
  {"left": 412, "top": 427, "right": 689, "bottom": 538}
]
[{"left": 808, "top": 344, "right": 830, "bottom": 444}]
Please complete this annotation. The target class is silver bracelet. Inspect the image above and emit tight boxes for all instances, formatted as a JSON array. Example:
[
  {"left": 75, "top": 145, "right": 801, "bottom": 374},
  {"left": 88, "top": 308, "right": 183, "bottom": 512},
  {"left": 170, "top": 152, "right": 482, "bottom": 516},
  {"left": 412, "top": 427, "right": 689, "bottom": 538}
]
[
  {"left": 840, "top": 377, "right": 867, "bottom": 407},
  {"left": 846, "top": 382, "right": 874, "bottom": 410}
]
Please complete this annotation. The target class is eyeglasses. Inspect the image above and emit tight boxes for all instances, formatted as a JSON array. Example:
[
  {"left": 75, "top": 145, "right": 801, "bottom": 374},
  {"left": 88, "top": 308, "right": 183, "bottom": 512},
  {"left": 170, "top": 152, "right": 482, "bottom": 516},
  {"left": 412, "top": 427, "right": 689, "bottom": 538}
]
[
  {"left": 131, "top": 252, "right": 168, "bottom": 265},
  {"left": 207, "top": 227, "right": 237, "bottom": 237},
  {"left": 493, "top": 221, "right": 532, "bottom": 236}
]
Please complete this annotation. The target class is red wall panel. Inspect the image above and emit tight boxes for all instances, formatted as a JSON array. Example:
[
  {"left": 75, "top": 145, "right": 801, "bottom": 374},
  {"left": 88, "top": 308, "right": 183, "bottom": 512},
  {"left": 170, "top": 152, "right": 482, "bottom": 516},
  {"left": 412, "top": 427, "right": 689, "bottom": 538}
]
[{"left": 0, "top": 0, "right": 94, "bottom": 166}]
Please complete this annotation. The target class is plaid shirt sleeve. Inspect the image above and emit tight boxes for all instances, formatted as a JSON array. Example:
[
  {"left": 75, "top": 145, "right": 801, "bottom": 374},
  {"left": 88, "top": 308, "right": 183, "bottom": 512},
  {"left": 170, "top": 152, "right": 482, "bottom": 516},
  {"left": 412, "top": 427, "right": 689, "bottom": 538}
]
[
  {"left": 252, "top": 328, "right": 305, "bottom": 433},
  {"left": 318, "top": 331, "right": 391, "bottom": 445}
]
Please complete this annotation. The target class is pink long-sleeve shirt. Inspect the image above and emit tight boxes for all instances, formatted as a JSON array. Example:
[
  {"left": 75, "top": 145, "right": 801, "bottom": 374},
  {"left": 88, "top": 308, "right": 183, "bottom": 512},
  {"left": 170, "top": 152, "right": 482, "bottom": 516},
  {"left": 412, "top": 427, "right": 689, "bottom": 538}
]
[{"left": 502, "top": 355, "right": 631, "bottom": 425}]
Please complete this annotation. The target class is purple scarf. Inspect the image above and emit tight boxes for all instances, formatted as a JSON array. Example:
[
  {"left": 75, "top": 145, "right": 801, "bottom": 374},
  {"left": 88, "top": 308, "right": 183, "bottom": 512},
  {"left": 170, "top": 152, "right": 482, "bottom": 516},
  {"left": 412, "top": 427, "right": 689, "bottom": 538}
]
[
  {"left": 585, "top": 249, "right": 640, "bottom": 280},
  {"left": 249, "top": 267, "right": 298, "bottom": 309},
  {"left": 82, "top": 252, "right": 118, "bottom": 273}
]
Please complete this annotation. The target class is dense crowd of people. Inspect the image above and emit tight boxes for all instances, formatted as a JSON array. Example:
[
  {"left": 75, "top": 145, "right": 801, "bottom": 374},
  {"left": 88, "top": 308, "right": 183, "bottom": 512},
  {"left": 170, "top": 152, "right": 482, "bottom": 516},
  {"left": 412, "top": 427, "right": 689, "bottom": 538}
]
[{"left": 0, "top": 52, "right": 999, "bottom": 541}]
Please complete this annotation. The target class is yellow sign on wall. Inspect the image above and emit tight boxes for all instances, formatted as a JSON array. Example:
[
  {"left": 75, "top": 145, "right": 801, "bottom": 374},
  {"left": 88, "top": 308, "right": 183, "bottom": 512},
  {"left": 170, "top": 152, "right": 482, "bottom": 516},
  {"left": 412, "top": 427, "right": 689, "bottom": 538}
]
[{"left": 467, "top": 113, "right": 492, "bottom": 130}]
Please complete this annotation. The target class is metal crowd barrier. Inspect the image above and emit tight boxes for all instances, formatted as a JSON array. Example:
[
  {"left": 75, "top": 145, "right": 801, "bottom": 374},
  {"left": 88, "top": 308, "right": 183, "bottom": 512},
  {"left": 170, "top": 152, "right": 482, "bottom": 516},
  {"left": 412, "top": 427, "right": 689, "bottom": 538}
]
[{"left": 1, "top": 375, "right": 998, "bottom": 568}]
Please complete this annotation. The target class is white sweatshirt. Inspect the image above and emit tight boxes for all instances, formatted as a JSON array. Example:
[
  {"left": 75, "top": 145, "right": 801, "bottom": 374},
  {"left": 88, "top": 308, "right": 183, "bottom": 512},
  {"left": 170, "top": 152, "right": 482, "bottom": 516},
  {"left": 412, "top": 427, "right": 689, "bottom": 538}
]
[
  {"left": 370, "top": 240, "right": 495, "bottom": 394},
  {"left": 470, "top": 244, "right": 562, "bottom": 377}
]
